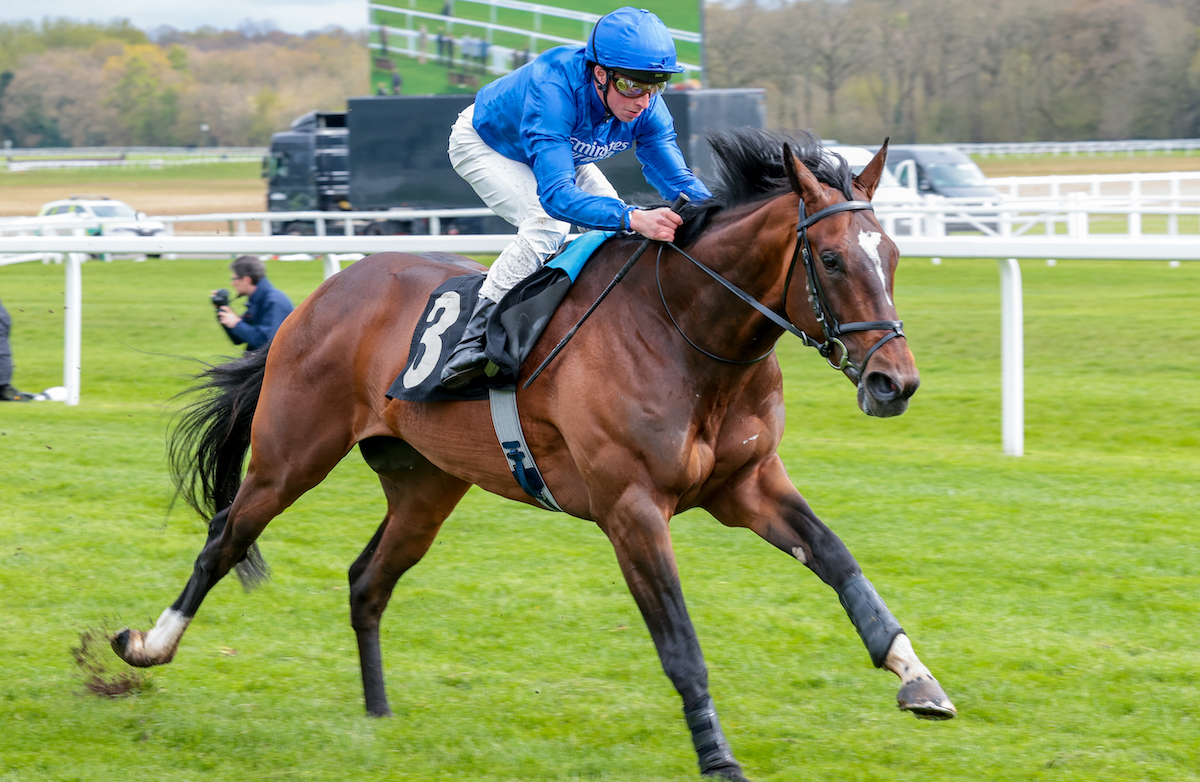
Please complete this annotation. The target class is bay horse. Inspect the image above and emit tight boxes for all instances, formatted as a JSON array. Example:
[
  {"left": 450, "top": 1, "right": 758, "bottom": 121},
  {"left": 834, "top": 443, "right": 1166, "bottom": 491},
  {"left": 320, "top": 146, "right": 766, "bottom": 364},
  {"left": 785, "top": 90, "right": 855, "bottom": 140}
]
[{"left": 112, "top": 130, "right": 955, "bottom": 781}]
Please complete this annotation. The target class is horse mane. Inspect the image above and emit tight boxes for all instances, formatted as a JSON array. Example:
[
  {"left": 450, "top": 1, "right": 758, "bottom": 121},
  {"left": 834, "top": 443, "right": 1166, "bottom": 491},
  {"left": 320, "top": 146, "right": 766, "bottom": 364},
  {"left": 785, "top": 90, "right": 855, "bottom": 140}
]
[{"left": 672, "top": 128, "right": 853, "bottom": 248}]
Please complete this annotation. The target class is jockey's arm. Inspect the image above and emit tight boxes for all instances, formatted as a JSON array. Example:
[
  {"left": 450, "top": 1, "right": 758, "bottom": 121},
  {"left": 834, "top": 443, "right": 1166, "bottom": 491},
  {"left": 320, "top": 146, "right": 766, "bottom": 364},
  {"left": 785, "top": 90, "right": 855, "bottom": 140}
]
[
  {"left": 529, "top": 139, "right": 633, "bottom": 229},
  {"left": 524, "top": 89, "right": 708, "bottom": 240},
  {"left": 633, "top": 104, "right": 714, "bottom": 206},
  {"left": 534, "top": 149, "right": 681, "bottom": 240}
]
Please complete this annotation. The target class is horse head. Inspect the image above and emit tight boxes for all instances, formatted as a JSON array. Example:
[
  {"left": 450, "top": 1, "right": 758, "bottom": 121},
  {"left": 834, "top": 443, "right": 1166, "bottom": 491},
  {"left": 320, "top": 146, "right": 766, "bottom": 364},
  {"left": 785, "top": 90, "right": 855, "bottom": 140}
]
[{"left": 781, "top": 140, "right": 920, "bottom": 417}]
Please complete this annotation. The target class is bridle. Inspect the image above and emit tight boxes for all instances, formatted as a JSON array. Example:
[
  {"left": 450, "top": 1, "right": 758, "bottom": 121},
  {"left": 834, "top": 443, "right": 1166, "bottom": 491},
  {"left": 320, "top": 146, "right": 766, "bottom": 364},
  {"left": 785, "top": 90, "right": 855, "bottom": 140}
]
[{"left": 659, "top": 195, "right": 906, "bottom": 381}]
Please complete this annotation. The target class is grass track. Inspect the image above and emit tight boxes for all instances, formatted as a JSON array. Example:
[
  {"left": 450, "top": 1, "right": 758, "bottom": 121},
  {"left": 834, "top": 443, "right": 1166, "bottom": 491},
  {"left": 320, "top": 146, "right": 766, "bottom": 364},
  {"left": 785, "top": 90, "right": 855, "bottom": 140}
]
[{"left": 0, "top": 254, "right": 1198, "bottom": 781}]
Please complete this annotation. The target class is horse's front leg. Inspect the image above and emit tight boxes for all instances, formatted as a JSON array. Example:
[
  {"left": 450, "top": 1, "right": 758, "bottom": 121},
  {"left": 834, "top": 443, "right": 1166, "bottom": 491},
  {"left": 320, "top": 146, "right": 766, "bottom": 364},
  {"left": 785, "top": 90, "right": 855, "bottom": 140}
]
[
  {"left": 599, "top": 488, "right": 749, "bottom": 781},
  {"left": 704, "top": 455, "right": 956, "bottom": 720}
]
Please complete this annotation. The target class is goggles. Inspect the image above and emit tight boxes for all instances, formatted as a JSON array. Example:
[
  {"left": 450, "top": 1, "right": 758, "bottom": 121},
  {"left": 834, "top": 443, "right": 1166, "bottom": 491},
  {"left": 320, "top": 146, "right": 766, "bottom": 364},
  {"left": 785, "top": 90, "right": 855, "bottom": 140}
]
[{"left": 611, "top": 73, "right": 666, "bottom": 98}]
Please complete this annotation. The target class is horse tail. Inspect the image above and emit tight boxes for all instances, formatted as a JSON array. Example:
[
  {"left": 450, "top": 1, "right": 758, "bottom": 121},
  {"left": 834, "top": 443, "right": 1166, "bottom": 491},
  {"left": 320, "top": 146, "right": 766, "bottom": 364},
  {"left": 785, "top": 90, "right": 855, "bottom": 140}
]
[{"left": 168, "top": 345, "right": 271, "bottom": 589}]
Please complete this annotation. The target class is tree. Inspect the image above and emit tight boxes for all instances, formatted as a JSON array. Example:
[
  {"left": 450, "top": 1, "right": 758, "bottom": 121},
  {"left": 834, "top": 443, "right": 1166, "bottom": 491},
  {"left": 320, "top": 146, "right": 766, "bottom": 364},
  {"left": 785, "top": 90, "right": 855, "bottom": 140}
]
[
  {"left": 806, "top": 0, "right": 868, "bottom": 134},
  {"left": 103, "top": 44, "right": 186, "bottom": 145}
]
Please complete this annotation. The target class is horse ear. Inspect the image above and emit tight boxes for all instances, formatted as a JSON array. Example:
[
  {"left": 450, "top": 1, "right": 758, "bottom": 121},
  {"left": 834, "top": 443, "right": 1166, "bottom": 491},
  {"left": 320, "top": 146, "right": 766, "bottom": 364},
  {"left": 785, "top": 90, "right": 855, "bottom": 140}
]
[
  {"left": 783, "top": 142, "right": 823, "bottom": 207},
  {"left": 853, "top": 138, "right": 890, "bottom": 201}
]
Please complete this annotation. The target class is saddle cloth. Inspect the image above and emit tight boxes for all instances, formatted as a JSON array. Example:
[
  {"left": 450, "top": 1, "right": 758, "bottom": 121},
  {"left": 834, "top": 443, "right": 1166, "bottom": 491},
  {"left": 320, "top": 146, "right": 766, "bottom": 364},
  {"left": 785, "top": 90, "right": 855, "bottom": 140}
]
[{"left": 386, "top": 231, "right": 614, "bottom": 403}]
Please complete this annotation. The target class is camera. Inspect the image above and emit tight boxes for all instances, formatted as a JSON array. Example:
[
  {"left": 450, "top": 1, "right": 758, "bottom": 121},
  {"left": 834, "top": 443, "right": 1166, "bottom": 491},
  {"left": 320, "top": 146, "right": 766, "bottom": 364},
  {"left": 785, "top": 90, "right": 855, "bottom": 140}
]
[{"left": 211, "top": 288, "right": 231, "bottom": 308}]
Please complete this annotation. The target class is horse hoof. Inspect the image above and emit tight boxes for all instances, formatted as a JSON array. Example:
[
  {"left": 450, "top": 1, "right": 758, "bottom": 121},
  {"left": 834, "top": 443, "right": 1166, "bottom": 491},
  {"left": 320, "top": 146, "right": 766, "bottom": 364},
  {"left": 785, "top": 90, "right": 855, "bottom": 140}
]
[
  {"left": 365, "top": 705, "right": 394, "bottom": 718},
  {"left": 702, "top": 763, "right": 750, "bottom": 782},
  {"left": 897, "top": 677, "right": 957, "bottom": 720},
  {"left": 110, "top": 628, "right": 158, "bottom": 668}
]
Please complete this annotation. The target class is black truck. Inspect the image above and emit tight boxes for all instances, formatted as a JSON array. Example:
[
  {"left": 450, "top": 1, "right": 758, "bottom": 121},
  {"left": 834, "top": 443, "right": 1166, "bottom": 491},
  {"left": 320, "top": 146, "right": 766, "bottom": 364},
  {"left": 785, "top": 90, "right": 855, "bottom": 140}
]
[{"left": 263, "top": 89, "right": 766, "bottom": 235}]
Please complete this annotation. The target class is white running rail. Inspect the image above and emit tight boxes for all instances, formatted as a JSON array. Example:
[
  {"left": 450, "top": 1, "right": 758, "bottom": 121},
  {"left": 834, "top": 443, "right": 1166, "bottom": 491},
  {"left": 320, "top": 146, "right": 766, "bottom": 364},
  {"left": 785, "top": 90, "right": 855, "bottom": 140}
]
[
  {"left": 2, "top": 212, "right": 1194, "bottom": 458},
  {"left": 958, "top": 139, "right": 1200, "bottom": 156}
]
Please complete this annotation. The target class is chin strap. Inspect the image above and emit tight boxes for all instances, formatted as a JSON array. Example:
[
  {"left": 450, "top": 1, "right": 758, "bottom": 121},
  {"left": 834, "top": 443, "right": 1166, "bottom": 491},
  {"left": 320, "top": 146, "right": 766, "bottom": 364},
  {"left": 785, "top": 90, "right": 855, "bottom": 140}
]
[{"left": 591, "top": 67, "right": 615, "bottom": 121}]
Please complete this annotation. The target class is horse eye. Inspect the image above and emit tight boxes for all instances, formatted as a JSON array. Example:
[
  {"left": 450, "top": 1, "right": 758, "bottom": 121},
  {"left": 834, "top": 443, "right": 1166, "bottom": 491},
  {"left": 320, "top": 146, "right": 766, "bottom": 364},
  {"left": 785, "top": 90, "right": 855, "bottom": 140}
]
[{"left": 820, "top": 252, "right": 841, "bottom": 271}]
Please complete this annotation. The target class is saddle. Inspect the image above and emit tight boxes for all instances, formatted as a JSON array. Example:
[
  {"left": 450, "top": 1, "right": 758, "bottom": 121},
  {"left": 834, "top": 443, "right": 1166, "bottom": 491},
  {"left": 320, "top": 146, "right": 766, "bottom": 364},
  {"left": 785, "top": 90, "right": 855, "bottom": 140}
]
[{"left": 386, "top": 231, "right": 614, "bottom": 403}]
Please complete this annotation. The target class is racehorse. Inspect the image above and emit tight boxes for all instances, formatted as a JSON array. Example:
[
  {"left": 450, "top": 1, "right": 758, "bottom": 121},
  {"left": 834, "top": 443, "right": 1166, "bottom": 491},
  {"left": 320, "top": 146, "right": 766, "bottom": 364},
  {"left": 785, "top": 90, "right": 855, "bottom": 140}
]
[{"left": 112, "top": 129, "right": 955, "bottom": 781}]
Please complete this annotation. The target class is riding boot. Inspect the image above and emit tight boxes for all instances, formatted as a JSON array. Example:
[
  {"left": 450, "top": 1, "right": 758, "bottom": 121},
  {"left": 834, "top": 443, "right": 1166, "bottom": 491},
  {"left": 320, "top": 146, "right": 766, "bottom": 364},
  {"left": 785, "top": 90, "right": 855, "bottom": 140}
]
[{"left": 440, "top": 296, "right": 497, "bottom": 389}]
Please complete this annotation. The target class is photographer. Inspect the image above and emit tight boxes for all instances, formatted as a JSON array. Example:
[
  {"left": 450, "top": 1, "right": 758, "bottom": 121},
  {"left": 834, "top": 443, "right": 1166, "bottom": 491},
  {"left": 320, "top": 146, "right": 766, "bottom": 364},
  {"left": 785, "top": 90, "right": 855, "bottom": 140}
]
[
  {"left": 213, "top": 256, "right": 294, "bottom": 351},
  {"left": 0, "top": 297, "right": 33, "bottom": 401}
]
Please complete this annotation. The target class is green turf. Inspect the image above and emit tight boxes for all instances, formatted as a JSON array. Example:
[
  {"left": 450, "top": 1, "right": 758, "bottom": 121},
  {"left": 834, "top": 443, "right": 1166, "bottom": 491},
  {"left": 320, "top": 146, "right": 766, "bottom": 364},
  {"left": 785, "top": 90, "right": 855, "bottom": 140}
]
[
  {"left": 0, "top": 161, "right": 262, "bottom": 188},
  {"left": 0, "top": 253, "right": 1197, "bottom": 781}
]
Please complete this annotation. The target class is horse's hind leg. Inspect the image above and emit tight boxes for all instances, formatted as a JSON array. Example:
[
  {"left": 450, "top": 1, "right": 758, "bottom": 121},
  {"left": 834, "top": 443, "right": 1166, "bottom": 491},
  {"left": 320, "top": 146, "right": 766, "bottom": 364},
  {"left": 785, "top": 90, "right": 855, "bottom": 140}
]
[
  {"left": 705, "top": 455, "right": 956, "bottom": 721},
  {"left": 113, "top": 418, "right": 355, "bottom": 668},
  {"left": 350, "top": 436, "right": 470, "bottom": 716}
]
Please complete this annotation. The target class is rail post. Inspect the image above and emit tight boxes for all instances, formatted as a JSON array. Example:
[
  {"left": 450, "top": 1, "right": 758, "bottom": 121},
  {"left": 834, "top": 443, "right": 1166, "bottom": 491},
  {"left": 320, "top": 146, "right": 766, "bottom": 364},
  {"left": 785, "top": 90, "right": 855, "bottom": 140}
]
[
  {"left": 1168, "top": 176, "right": 1180, "bottom": 236},
  {"left": 998, "top": 258, "right": 1024, "bottom": 456},
  {"left": 64, "top": 229, "right": 84, "bottom": 406},
  {"left": 1066, "top": 192, "right": 1085, "bottom": 237},
  {"left": 999, "top": 203, "right": 1013, "bottom": 237},
  {"left": 1129, "top": 177, "right": 1142, "bottom": 236}
]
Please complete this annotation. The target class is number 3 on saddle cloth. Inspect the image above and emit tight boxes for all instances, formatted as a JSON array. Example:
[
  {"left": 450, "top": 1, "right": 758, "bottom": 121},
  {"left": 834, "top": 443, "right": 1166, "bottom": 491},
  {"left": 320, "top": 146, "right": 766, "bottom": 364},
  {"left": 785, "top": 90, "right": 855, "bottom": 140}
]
[{"left": 386, "top": 230, "right": 615, "bottom": 403}]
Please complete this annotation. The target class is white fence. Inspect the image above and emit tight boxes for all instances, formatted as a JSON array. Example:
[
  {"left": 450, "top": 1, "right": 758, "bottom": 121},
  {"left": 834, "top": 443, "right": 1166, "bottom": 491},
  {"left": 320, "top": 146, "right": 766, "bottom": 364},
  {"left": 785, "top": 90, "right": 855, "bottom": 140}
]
[
  {"left": 4, "top": 146, "right": 266, "bottom": 157},
  {"left": 2, "top": 207, "right": 1195, "bottom": 457},
  {"left": 0, "top": 230, "right": 514, "bottom": 407},
  {"left": 156, "top": 208, "right": 496, "bottom": 237},
  {"left": 6, "top": 155, "right": 262, "bottom": 172},
  {"left": 990, "top": 170, "right": 1200, "bottom": 200},
  {"left": 876, "top": 197, "right": 1200, "bottom": 242},
  {"left": 956, "top": 139, "right": 1200, "bottom": 157},
  {"left": 3, "top": 146, "right": 266, "bottom": 172}
]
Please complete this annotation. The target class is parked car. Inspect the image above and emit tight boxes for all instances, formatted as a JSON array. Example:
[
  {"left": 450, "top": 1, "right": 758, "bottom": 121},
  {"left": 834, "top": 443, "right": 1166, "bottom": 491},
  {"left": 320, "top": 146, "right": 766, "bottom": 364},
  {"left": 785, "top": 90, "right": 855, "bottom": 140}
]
[
  {"left": 36, "top": 197, "right": 166, "bottom": 237},
  {"left": 883, "top": 145, "right": 1004, "bottom": 233},
  {"left": 884, "top": 145, "right": 1001, "bottom": 200}
]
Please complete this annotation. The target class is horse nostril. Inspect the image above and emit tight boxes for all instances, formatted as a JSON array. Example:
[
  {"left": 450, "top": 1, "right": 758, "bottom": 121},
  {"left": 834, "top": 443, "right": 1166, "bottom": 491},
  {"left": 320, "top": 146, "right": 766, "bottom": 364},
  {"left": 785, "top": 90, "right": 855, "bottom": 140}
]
[{"left": 865, "top": 371, "right": 899, "bottom": 402}]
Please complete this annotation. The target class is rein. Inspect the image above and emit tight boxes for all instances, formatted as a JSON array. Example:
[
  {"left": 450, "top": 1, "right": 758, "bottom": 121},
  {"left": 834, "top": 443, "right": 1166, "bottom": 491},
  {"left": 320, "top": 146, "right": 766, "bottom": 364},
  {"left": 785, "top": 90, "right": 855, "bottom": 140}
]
[{"left": 660, "top": 198, "right": 906, "bottom": 380}]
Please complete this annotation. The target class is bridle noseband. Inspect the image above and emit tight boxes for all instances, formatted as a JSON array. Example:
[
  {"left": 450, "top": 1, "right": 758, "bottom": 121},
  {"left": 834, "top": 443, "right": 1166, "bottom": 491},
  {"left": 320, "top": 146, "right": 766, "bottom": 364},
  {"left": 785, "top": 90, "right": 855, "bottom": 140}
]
[{"left": 660, "top": 196, "right": 906, "bottom": 381}]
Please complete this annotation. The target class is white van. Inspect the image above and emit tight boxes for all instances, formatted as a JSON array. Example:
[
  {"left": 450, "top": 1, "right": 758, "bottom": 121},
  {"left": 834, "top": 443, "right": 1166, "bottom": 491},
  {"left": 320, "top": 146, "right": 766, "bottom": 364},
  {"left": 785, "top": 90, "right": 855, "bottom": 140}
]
[{"left": 886, "top": 145, "right": 1001, "bottom": 201}]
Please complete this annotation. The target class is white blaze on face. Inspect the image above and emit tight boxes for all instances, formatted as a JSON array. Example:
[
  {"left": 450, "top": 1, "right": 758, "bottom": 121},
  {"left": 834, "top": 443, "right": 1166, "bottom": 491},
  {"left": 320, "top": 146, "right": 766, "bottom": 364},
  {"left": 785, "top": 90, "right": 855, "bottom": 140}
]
[{"left": 857, "top": 230, "right": 893, "bottom": 307}]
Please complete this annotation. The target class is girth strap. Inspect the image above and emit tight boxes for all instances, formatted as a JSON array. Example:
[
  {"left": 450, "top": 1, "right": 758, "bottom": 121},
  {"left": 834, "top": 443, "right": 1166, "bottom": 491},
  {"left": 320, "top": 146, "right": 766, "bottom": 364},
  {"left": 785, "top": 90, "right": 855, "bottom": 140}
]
[{"left": 488, "top": 385, "right": 562, "bottom": 512}]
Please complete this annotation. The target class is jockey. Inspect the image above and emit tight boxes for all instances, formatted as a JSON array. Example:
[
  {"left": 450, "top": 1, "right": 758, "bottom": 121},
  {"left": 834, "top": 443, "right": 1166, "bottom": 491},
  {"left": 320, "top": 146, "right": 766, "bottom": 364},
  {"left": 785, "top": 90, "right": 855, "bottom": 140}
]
[{"left": 441, "top": 6, "right": 713, "bottom": 389}]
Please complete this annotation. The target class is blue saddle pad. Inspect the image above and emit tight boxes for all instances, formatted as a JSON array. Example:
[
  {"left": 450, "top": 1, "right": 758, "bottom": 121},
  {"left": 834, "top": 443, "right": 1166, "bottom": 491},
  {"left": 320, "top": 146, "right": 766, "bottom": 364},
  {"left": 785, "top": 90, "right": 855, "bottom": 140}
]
[{"left": 545, "top": 231, "right": 614, "bottom": 281}]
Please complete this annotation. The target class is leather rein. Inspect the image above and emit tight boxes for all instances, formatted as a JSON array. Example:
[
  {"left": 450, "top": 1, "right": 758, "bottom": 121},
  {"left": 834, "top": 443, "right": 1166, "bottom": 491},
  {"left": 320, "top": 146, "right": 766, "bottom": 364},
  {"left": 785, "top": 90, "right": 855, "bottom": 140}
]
[{"left": 658, "top": 197, "right": 906, "bottom": 381}]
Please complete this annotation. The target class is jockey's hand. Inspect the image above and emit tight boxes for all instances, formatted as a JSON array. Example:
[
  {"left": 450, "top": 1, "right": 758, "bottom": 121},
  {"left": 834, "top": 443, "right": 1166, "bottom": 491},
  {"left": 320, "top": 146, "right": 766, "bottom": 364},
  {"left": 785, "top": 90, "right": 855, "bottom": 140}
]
[{"left": 629, "top": 207, "right": 683, "bottom": 242}]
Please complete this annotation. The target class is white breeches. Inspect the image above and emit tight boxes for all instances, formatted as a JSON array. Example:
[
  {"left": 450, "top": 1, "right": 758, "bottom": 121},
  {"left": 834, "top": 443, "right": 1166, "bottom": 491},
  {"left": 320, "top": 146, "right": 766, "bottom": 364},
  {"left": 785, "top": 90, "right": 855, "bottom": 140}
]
[{"left": 448, "top": 104, "right": 620, "bottom": 303}]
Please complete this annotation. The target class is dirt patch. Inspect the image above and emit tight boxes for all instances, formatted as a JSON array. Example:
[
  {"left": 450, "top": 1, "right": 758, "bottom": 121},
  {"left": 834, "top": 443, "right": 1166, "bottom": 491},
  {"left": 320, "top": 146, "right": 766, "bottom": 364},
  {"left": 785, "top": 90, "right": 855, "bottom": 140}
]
[
  {"left": 72, "top": 626, "right": 154, "bottom": 698},
  {"left": 977, "top": 155, "right": 1200, "bottom": 178}
]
